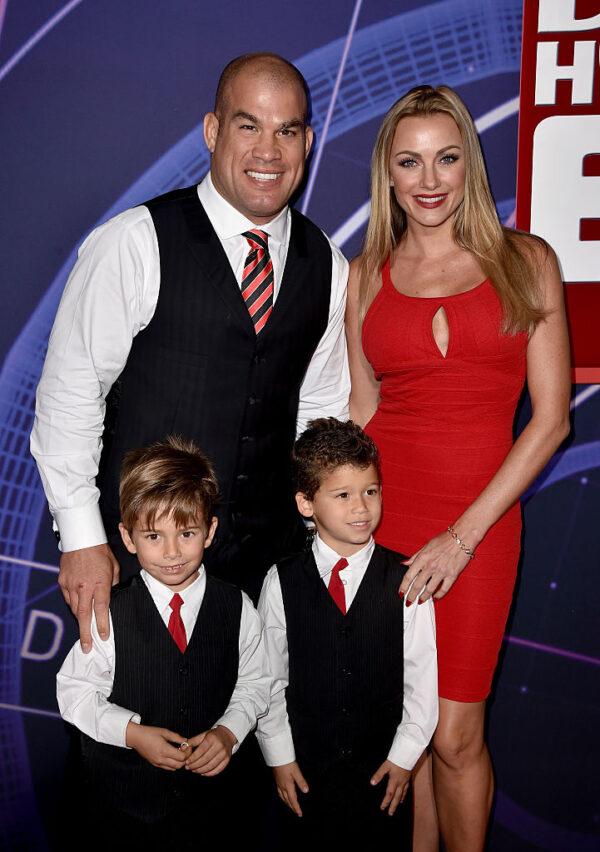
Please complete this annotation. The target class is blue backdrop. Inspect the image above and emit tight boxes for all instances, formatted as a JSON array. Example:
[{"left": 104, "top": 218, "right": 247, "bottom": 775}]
[{"left": 1, "top": 1, "right": 598, "bottom": 849}]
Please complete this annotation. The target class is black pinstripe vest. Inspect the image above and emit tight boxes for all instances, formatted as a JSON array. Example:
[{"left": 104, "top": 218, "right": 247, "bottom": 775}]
[
  {"left": 97, "top": 186, "right": 332, "bottom": 579},
  {"left": 277, "top": 544, "right": 407, "bottom": 774},
  {"left": 80, "top": 573, "right": 241, "bottom": 821}
]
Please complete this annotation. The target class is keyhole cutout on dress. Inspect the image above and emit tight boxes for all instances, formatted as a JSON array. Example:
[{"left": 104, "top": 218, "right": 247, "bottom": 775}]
[{"left": 432, "top": 305, "right": 450, "bottom": 358}]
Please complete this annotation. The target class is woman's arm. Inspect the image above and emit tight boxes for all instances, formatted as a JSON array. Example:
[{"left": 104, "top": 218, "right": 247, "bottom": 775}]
[
  {"left": 346, "top": 257, "right": 381, "bottom": 426},
  {"left": 401, "top": 241, "right": 571, "bottom": 602}
]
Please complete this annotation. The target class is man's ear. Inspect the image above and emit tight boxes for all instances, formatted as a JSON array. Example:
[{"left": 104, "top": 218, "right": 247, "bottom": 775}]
[
  {"left": 203, "top": 516, "right": 218, "bottom": 549},
  {"left": 203, "top": 112, "right": 219, "bottom": 154},
  {"left": 118, "top": 522, "right": 137, "bottom": 555},
  {"left": 304, "top": 125, "right": 314, "bottom": 159},
  {"left": 295, "top": 492, "right": 314, "bottom": 520}
]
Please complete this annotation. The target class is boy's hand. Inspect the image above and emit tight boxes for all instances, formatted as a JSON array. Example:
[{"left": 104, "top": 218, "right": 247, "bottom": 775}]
[
  {"left": 185, "top": 725, "right": 237, "bottom": 776},
  {"left": 125, "top": 722, "right": 188, "bottom": 771},
  {"left": 273, "top": 761, "right": 309, "bottom": 817},
  {"left": 370, "top": 760, "right": 411, "bottom": 815}
]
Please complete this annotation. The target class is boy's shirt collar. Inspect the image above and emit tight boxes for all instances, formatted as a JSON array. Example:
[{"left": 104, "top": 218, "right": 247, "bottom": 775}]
[
  {"left": 140, "top": 566, "right": 206, "bottom": 616},
  {"left": 312, "top": 533, "right": 375, "bottom": 580}
]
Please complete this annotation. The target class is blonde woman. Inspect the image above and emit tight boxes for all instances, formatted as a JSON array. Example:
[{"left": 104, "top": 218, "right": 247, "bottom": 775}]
[{"left": 346, "top": 86, "right": 570, "bottom": 852}]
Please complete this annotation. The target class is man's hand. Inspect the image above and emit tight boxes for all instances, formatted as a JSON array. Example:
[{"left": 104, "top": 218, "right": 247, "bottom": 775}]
[
  {"left": 185, "top": 725, "right": 237, "bottom": 776},
  {"left": 370, "top": 760, "right": 411, "bottom": 815},
  {"left": 273, "top": 761, "right": 309, "bottom": 817},
  {"left": 58, "top": 543, "right": 120, "bottom": 653},
  {"left": 125, "top": 722, "right": 188, "bottom": 771}
]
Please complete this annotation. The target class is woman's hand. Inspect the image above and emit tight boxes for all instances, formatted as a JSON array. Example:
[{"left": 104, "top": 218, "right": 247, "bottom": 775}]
[{"left": 399, "top": 529, "right": 473, "bottom": 603}]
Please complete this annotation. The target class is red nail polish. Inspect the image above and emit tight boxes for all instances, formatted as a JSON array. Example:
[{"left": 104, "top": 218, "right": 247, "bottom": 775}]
[
  {"left": 405, "top": 599, "right": 413, "bottom": 608},
  {"left": 418, "top": 598, "right": 425, "bottom": 605},
  {"left": 398, "top": 590, "right": 404, "bottom": 598}
]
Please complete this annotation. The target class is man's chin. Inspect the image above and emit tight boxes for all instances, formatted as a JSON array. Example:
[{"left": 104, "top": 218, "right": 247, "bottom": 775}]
[{"left": 244, "top": 200, "right": 287, "bottom": 223}]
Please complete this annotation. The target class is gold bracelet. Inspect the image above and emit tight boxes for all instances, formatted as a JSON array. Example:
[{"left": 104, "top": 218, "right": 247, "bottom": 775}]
[{"left": 447, "top": 525, "right": 475, "bottom": 559}]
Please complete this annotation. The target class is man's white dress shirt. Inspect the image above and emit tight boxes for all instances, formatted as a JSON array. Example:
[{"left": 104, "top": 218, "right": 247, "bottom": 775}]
[
  {"left": 56, "top": 568, "right": 271, "bottom": 750},
  {"left": 31, "top": 173, "right": 350, "bottom": 552},
  {"left": 256, "top": 535, "right": 438, "bottom": 771}
]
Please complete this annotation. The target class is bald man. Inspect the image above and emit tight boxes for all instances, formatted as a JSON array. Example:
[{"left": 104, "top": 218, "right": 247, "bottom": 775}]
[{"left": 32, "top": 53, "right": 349, "bottom": 648}]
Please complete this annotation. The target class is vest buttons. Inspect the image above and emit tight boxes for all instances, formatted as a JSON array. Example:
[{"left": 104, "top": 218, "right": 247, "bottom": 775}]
[
  {"left": 179, "top": 707, "right": 188, "bottom": 716},
  {"left": 341, "top": 747, "right": 353, "bottom": 758},
  {"left": 240, "top": 435, "right": 254, "bottom": 443},
  {"left": 341, "top": 707, "right": 349, "bottom": 716},
  {"left": 341, "top": 668, "right": 352, "bottom": 677},
  {"left": 179, "top": 664, "right": 188, "bottom": 675},
  {"left": 237, "top": 473, "right": 248, "bottom": 482},
  {"left": 248, "top": 396, "right": 260, "bottom": 406}
]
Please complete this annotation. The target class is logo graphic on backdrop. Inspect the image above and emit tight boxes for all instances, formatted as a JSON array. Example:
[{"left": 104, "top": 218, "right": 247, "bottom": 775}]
[{"left": 516, "top": 0, "right": 600, "bottom": 381}]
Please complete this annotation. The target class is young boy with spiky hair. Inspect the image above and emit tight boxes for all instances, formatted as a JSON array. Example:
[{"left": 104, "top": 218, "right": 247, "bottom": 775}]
[
  {"left": 256, "top": 418, "right": 438, "bottom": 845},
  {"left": 57, "top": 436, "right": 270, "bottom": 847}
]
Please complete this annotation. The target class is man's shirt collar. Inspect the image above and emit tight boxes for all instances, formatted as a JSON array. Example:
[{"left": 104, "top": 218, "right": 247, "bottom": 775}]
[{"left": 198, "top": 172, "right": 289, "bottom": 246}]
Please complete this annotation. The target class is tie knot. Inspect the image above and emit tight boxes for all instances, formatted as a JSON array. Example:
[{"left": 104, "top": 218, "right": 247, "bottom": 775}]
[
  {"left": 169, "top": 592, "right": 183, "bottom": 613},
  {"left": 242, "top": 229, "right": 269, "bottom": 252},
  {"left": 332, "top": 557, "right": 348, "bottom": 576}
]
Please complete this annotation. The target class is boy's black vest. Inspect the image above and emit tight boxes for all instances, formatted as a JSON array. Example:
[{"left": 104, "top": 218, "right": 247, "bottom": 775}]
[
  {"left": 97, "top": 186, "right": 332, "bottom": 566},
  {"left": 277, "top": 544, "right": 407, "bottom": 774},
  {"left": 80, "top": 574, "right": 242, "bottom": 822}
]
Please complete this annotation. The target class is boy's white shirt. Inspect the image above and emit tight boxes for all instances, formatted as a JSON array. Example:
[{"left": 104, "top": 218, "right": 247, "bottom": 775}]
[
  {"left": 256, "top": 534, "right": 439, "bottom": 771},
  {"left": 56, "top": 567, "right": 271, "bottom": 750}
]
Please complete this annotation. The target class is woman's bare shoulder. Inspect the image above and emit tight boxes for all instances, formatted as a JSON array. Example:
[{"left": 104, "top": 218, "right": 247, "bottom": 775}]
[
  {"left": 347, "top": 253, "right": 383, "bottom": 302},
  {"left": 347, "top": 255, "right": 364, "bottom": 301}
]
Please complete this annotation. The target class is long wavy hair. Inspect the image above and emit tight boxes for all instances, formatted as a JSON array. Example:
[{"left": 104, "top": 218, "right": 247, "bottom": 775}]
[{"left": 359, "top": 85, "right": 547, "bottom": 332}]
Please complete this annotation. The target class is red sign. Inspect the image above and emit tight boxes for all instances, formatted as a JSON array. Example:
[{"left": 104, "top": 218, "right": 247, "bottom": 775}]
[{"left": 516, "top": 0, "right": 600, "bottom": 382}]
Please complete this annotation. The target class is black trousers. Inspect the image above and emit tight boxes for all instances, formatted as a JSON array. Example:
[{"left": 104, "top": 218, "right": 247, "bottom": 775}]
[
  {"left": 273, "top": 758, "right": 413, "bottom": 850},
  {"left": 57, "top": 729, "right": 265, "bottom": 851}
]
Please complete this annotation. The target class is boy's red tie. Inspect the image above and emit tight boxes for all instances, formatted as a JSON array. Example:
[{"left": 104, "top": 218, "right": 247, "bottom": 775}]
[
  {"left": 328, "top": 557, "right": 348, "bottom": 614},
  {"left": 168, "top": 593, "right": 187, "bottom": 653}
]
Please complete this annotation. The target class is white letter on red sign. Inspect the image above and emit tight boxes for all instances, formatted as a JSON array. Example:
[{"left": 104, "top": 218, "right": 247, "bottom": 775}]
[
  {"left": 538, "top": 0, "right": 600, "bottom": 32},
  {"left": 531, "top": 115, "right": 600, "bottom": 281},
  {"left": 535, "top": 41, "right": 596, "bottom": 105}
]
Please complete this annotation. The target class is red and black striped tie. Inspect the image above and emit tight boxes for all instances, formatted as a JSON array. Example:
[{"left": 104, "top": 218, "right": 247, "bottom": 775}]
[{"left": 241, "top": 229, "right": 274, "bottom": 334}]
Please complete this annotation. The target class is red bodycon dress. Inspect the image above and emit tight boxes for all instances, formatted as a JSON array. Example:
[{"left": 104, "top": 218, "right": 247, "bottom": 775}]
[{"left": 363, "top": 258, "right": 528, "bottom": 702}]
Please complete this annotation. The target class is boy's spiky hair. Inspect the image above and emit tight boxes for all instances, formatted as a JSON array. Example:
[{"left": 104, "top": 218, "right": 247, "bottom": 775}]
[{"left": 119, "top": 435, "right": 219, "bottom": 531}]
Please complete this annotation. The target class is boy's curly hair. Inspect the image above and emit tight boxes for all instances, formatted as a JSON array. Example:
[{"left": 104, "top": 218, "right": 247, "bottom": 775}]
[{"left": 292, "top": 418, "right": 380, "bottom": 500}]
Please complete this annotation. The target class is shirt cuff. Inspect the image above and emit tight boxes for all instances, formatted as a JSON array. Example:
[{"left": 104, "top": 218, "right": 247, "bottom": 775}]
[
  {"left": 255, "top": 731, "right": 296, "bottom": 767},
  {"left": 215, "top": 709, "right": 253, "bottom": 754},
  {"left": 54, "top": 505, "right": 107, "bottom": 552},
  {"left": 387, "top": 731, "right": 428, "bottom": 772},
  {"left": 99, "top": 707, "right": 140, "bottom": 748}
]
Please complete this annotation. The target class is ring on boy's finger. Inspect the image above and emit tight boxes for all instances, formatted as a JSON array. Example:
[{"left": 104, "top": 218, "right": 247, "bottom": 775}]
[{"left": 179, "top": 741, "right": 189, "bottom": 750}]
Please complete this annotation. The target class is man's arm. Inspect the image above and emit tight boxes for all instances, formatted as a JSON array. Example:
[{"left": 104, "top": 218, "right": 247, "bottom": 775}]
[
  {"left": 296, "top": 240, "right": 350, "bottom": 434},
  {"left": 31, "top": 207, "right": 159, "bottom": 649}
]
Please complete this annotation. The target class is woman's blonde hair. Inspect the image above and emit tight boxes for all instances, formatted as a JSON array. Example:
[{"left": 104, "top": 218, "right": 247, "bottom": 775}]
[{"left": 360, "top": 85, "right": 547, "bottom": 332}]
